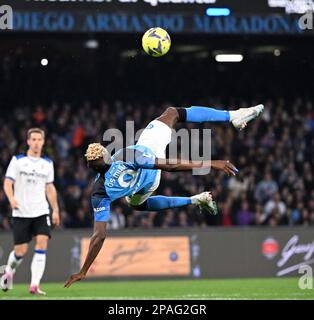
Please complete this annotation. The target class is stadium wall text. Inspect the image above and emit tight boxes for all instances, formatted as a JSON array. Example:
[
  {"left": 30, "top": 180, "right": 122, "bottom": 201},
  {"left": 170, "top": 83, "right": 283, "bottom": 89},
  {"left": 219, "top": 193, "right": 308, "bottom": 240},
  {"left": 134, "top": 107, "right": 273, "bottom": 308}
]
[
  {"left": 0, "top": 227, "right": 313, "bottom": 282},
  {"left": 1, "top": 12, "right": 308, "bottom": 34}
]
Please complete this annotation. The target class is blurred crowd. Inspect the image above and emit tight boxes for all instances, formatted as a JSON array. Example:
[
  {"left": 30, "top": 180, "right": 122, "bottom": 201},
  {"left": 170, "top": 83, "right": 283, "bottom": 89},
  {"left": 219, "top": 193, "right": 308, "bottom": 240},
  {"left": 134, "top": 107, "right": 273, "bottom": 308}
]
[{"left": 0, "top": 97, "right": 314, "bottom": 230}]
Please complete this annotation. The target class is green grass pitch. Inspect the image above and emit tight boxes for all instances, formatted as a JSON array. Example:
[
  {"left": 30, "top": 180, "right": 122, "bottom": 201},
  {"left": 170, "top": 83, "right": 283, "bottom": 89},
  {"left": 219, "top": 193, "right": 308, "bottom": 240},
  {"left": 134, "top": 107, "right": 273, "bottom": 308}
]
[{"left": 1, "top": 278, "right": 313, "bottom": 300}]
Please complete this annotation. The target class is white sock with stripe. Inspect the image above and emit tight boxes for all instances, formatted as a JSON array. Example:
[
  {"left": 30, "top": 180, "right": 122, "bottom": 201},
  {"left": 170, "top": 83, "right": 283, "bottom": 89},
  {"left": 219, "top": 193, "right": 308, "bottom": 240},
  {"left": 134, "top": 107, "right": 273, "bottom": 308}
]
[{"left": 31, "top": 250, "right": 46, "bottom": 287}]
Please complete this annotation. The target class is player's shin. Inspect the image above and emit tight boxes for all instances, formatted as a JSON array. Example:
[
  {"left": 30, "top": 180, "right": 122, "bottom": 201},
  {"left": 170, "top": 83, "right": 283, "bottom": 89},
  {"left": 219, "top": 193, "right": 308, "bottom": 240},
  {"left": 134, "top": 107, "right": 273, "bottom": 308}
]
[
  {"left": 178, "top": 106, "right": 230, "bottom": 123},
  {"left": 5, "top": 250, "right": 24, "bottom": 274},
  {"left": 143, "top": 196, "right": 192, "bottom": 211}
]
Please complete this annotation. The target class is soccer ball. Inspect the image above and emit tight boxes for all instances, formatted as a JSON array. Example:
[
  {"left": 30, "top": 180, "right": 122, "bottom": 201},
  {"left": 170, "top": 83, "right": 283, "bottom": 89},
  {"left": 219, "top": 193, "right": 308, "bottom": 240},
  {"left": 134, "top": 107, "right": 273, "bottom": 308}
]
[{"left": 142, "top": 27, "right": 171, "bottom": 57}]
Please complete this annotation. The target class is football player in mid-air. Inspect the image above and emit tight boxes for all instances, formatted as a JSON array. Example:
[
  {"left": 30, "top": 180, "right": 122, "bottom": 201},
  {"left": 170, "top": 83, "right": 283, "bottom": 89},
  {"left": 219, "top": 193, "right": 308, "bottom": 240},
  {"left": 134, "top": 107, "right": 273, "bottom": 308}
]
[{"left": 64, "top": 104, "right": 264, "bottom": 287}]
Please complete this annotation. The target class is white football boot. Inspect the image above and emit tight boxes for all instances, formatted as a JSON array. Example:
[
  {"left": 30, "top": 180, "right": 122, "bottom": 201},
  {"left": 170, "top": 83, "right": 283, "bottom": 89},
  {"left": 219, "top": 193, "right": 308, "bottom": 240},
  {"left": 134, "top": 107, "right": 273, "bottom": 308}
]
[
  {"left": 29, "top": 285, "right": 46, "bottom": 295},
  {"left": 191, "top": 192, "right": 218, "bottom": 215},
  {"left": 231, "top": 104, "right": 264, "bottom": 130},
  {"left": 0, "top": 272, "right": 13, "bottom": 292}
]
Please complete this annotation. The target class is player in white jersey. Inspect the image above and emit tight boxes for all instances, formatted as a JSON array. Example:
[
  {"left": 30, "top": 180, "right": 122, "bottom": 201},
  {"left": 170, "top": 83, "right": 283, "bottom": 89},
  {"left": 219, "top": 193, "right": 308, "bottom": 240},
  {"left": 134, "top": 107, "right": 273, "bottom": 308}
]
[{"left": 0, "top": 128, "right": 60, "bottom": 295}]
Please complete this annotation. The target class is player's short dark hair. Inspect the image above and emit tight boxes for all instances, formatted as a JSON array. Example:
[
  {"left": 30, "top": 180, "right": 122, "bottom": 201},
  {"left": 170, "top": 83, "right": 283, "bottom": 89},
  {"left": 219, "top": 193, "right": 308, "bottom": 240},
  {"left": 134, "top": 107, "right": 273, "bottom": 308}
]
[{"left": 27, "top": 128, "right": 45, "bottom": 139}]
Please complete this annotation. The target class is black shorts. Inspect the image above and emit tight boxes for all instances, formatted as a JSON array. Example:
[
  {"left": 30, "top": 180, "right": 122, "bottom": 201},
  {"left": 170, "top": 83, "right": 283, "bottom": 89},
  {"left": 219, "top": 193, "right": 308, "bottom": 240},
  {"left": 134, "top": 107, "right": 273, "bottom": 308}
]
[{"left": 12, "top": 215, "right": 51, "bottom": 245}]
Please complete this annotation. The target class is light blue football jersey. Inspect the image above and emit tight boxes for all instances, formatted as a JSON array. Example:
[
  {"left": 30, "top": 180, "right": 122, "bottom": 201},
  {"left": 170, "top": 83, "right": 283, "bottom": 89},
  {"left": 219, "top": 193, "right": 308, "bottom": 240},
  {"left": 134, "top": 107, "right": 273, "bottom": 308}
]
[{"left": 91, "top": 145, "right": 158, "bottom": 222}]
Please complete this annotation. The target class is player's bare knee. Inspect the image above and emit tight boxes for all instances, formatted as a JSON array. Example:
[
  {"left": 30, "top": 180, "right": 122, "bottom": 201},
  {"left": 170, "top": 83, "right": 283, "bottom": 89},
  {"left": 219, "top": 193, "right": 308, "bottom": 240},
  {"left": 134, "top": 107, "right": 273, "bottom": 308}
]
[
  {"left": 125, "top": 196, "right": 142, "bottom": 210},
  {"left": 15, "top": 248, "right": 27, "bottom": 257},
  {"left": 14, "top": 245, "right": 28, "bottom": 257},
  {"left": 163, "top": 107, "right": 178, "bottom": 119},
  {"left": 35, "top": 237, "right": 48, "bottom": 250},
  {"left": 157, "top": 107, "right": 179, "bottom": 128}
]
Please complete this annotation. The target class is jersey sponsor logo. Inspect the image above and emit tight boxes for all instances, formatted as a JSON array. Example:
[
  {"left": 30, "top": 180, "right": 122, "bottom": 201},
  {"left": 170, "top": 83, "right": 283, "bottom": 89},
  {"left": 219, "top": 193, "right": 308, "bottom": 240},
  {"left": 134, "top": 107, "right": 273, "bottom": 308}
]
[
  {"left": 19, "top": 169, "right": 48, "bottom": 185},
  {"left": 20, "top": 170, "right": 47, "bottom": 179}
]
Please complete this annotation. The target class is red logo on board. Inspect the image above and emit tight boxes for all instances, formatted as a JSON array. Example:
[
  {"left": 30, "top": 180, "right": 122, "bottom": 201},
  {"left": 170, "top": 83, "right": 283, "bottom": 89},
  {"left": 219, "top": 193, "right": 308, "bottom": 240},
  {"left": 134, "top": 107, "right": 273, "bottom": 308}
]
[{"left": 262, "top": 237, "right": 279, "bottom": 259}]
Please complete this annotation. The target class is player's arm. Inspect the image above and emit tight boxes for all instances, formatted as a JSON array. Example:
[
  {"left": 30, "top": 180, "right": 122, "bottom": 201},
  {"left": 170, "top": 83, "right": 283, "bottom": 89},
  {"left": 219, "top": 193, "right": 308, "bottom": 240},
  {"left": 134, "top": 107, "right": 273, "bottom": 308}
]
[
  {"left": 153, "top": 159, "right": 238, "bottom": 176},
  {"left": 46, "top": 183, "right": 60, "bottom": 226},
  {"left": 64, "top": 221, "right": 107, "bottom": 288},
  {"left": 3, "top": 178, "right": 19, "bottom": 209},
  {"left": 4, "top": 156, "right": 19, "bottom": 209},
  {"left": 131, "top": 148, "right": 238, "bottom": 176},
  {"left": 64, "top": 197, "right": 110, "bottom": 288}
]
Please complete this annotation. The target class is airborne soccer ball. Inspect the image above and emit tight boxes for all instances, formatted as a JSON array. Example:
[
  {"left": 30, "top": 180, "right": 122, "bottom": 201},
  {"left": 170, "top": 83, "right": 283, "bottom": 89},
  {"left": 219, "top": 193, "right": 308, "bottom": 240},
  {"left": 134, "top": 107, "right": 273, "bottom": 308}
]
[{"left": 142, "top": 27, "right": 171, "bottom": 57}]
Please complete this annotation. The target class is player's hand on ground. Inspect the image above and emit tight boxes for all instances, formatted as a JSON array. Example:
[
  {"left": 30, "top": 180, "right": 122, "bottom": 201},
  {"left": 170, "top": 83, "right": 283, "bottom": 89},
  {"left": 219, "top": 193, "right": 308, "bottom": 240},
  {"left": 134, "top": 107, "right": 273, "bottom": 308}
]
[
  {"left": 211, "top": 160, "right": 239, "bottom": 176},
  {"left": 64, "top": 273, "right": 86, "bottom": 288},
  {"left": 9, "top": 197, "right": 19, "bottom": 209},
  {"left": 52, "top": 210, "right": 60, "bottom": 226}
]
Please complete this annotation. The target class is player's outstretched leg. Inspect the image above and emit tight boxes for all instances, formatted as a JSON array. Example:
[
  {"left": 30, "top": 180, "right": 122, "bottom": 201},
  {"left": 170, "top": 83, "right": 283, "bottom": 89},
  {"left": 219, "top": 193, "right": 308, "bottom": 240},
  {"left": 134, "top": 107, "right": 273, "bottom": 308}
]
[
  {"left": 156, "top": 104, "right": 264, "bottom": 130},
  {"left": 130, "top": 191, "right": 218, "bottom": 215},
  {"left": 0, "top": 249, "right": 25, "bottom": 292}
]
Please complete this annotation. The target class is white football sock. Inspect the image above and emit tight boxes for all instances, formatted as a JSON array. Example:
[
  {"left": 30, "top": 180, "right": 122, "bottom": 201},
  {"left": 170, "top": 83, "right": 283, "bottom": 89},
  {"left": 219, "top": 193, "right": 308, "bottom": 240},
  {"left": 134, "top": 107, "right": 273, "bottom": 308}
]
[
  {"left": 5, "top": 251, "right": 23, "bottom": 274},
  {"left": 31, "top": 250, "right": 46, "bottom": 287},
  {"left": 190, "top": 195, "right": 198, "bottom": 204},
  {"left": 229, "top": 109, "right": 240, "bottom": 121}
]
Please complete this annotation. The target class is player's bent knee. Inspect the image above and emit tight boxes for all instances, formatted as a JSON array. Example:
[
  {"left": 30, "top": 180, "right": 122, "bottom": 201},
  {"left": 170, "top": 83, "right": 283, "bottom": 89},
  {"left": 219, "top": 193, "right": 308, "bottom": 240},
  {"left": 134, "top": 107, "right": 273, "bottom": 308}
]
[
  {"left": 14, "top": 245, "right": 28, "bottom": 257},
  {"left": 125, "top": 194, "right": 150, "bottom": 210},
  {"left": 157, "top": 107, "right": 179, "bottom": 128},
  {"left": 15, "top": 249, "right": 27, "bottom": 257},
  {"left": 162, "top": 107, "right": 178, "bottom": 119}
]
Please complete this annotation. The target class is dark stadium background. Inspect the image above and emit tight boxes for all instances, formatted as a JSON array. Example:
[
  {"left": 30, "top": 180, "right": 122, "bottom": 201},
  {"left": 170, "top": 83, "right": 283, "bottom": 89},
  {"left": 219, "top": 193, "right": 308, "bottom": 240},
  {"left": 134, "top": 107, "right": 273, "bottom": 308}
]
[{"left": 0, "top": 0, "right": 314, "bottom": 287}]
